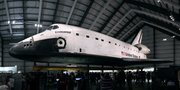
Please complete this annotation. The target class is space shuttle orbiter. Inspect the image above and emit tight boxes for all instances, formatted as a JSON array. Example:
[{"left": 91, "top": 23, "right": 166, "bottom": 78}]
[{"left": 9, "top": 24, "right": 172, "bottom": 66}]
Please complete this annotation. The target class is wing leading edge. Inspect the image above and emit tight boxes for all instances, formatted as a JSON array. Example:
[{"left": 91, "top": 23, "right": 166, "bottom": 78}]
[{"left": 123, "top": 58, "right": 172, "bottom": 63}]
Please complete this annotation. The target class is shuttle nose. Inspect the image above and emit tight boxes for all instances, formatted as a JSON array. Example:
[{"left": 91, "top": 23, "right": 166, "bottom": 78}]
[
  {"left": 9, "top": 37, "right": 36, "bottom": 58},
  {"left": 9, "top": 41, "right": 32, "bottom": 57},
  {"left": 9, "top": 42, "right": 23, "bottom": 57},
  {"left": 9, "top": 45, "right": 17, "bottom": 56},
  {"left": 9, "top": 37, "right": 60, "bottom": 58}
]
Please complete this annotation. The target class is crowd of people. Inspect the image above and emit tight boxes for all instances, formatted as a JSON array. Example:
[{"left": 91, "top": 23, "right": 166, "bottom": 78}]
[
  {"left": 0, "top": 70, "right": 177, "bottom": 90},
  {"left": 53, "top": 71, "right": 152, "bottom": 90},
  {"left": 0, "top": 72, "right": 37, "bottom": 90}
]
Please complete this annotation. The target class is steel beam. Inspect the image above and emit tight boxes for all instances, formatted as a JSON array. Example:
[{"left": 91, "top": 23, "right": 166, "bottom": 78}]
[
  {"left": 23, "top": 0, "right": 26, "bottom": 38},
  {"left": 37, "top": 0, "right": 43, "bottom": 33},
  {"left": 0, "top": 39, "right": 4, "bottom": 67},
  {"left": 162, "top": 0, "right": 180, "bottom": 9},
  {"left": 179, "top": 0, "right": 180, "bottom": 14},
  {"left": 78, "top": 0, "right": 94, "bottom": 27},
  {"left": 146, "top": 26, "right": 177, "bottom": 40},
  {"left": 52, "top": 0, "right": 60, "bottom": 24},
  {"left": 89, "top": 0, "right": 111, "bottom": 30},
  {"left": 4, "top": 0, "right": 12, "bottom": 36},
  {"left": 138, "top": 14, "right": 180, "bottom": 35},
  {"left": 125, "top": 0, "right": 180, "bottom": 24},
  {"left": 98, "top": 1, "right": 124, "bottom": 32},
  {"left": 107, "top": 9, "right": 132, "bottom": 35},
  {"left": 120, "top": 21, "right": 180, "bottom": 40},
  {"left": 153, "top": 27, "right": 156, "bottom": 59},
  {"left": 66, "top": 0, "right": 77, "bottom": 24},
  {"left": 24, "top": 61, "right": 25, "bottom": 73},
  {"left": 173, "top": 38, "right": 175, "bottom": 66},
  {"left": 33, "top": 65, "right": 143, "bottom": 71},
  {"left": 107, "top": 9, "right": 179, "bottom": 36},
  {"left": 124, "top": 25, "right": 145, "bottom": 42},
  {"left": 120, "top": 21, "right": 143, "bottom": 40},
  {"left": 113, "top": 15, "right": 137, "bottom": 38}
]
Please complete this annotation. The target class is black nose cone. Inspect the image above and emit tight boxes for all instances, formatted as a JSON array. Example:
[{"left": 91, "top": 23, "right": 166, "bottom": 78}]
[
  {"left": 9, "top": 41, "right": 35, "bottom": 58},
  {"left": 9, "top": 42, "right": 24, "bottom": 57},
  {"left": 9, "top": 46, "right": 16, "bottom": 56},
  {"left": 9, "top": 38, "right": 62, "bottom": 60}
]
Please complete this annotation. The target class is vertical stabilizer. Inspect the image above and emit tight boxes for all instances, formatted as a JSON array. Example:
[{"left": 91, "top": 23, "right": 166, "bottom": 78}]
[{"left": 131, "top": 29, "right": 143, "bottom": 45}]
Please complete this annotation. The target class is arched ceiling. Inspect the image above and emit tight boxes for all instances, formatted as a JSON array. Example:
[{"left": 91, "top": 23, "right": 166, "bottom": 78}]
[{"left": 0, "top": 0, "right": 180, "bottom": 41}]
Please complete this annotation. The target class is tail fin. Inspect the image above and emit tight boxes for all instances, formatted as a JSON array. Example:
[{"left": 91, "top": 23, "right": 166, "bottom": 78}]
[{"left": 131, "top": 29, "right": 143, "bottom": 45}]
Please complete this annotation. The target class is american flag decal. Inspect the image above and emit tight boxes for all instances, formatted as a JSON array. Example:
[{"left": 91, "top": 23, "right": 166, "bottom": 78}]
[{"left": 121, "top": 51, "right": 125, "bottom": 56}]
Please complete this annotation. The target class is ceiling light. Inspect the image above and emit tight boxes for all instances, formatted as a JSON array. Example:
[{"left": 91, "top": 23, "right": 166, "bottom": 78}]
[
  {"left": 35, "top": 24, "right": 42, "bottom": 27},
  {"left": 13, "top": 34, "right": 24, "bottom": 36},
  {"left": 169, "top": 15, "right": 175, "bottom": 21},
  {"left": 163, "top": 38, "right": 167, "bottom": 41},
  {"left": 157, "top": 0, "right": 161, "bottom": 2},
  {"left": 171, "top": 36, "right": 175, "bottom": 38},
  {"left": 12, "top": 21, "right": 15, "bottom": 24},
  {"left": 7, "top": 21, "right": 10, "bottom": 24}
]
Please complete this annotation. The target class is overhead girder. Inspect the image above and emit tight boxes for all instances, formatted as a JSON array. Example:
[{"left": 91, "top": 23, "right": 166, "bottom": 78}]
[
  {"left": 23, "top": 0, "right": 27, "bottom": 39},
  {"left": 124, "top": 25, "right": 145, "bottom": 42},
  {"left": 121, "top": 20, "right": 180, "bottom": 42},
  {"left": 145, "top": 23, "right": 176, "bottom": 39},
  {"left": 120, "top": 21, "right": 145, "bottom": 40},
  {"left": 113, "top": 15, "right": 137, "bottom": 38},
  {"left": 66, "top": 0, "right": 77, "bottom": 24},
  {"left": 33, "top": 65, "right": 143, "bottom": 71},
  {"left": 37, "top": 0, "right": 43, "bottom": 34},
  {"left": 89, "top": 0, "right": 111, "bottom": 30},
  {"left": 124, "top": 22, "right": 180, "bottom": 42},
  {"left": 98, "top": 1, "right": 125, "bottom": 32},
  {"left": 125, "top": 0, "right": 180, "bottom": 24},
  {"left": 22, "top": 1, "right": 26, "bottom": 37},
  {"left": 107, "top": 9, "right": 179, "bottom": 36},
  {"left": 4, "top": 0, "right": 12, "bottom": 36},
  {"left": 78, "top": 0, "right": 94, "bottom": 27},
  {"left": 162, "top": 0, "right": 180, "bottom": 9},
  {"left": 1, "top": 19, "right": 59, "bottom": 23},
  {"left": 138, "top": 14, "right": 180, "bottom": 36},
  {"left": 52, "top": 0, "right": 60, "bottom": 24}
]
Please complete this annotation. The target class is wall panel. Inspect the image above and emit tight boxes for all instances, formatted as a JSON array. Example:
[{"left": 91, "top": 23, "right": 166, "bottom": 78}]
[
  {"left": 175, "top": 39, "right": 180, "bottom": 66},
  {"left": 155, "top": 30, "right": 173, "bottom": 61},
  {"left": 142, "top": 26, "right": 154, "bottom": 59}
]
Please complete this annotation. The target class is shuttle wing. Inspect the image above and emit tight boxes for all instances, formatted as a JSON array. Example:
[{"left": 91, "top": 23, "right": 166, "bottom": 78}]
[
  {"left": 120, "top": 58, "right": 172, "bottom": 67},
  {"left": 122, "top": 58, "right": 172, "bottom": 63}
]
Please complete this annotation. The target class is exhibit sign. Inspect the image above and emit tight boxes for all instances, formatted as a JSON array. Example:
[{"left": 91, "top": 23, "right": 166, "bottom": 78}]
[{"left": 0, "top": 67, "right": 17, "bottom": 73}]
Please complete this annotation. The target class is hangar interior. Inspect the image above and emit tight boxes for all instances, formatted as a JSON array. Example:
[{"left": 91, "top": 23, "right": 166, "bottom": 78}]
[{"left": 0, "top": 0, "right": 180, "bottom": 90}]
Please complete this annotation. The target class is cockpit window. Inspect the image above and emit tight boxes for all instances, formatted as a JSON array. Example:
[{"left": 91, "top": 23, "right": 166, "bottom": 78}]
[
  {"left": 53, "top": 25, "right": 59, "bottom": 29},
  {"left": 47, "top": 26, "right": 53, "bottom": 30},
  {"left": 47, "top": 25, "right": 59, "bottom": 30}
]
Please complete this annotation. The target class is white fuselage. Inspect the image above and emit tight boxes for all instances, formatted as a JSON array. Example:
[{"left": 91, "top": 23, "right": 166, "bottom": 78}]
[{"left": 22, "top": 24, "right": 147, "bottom": 59}]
